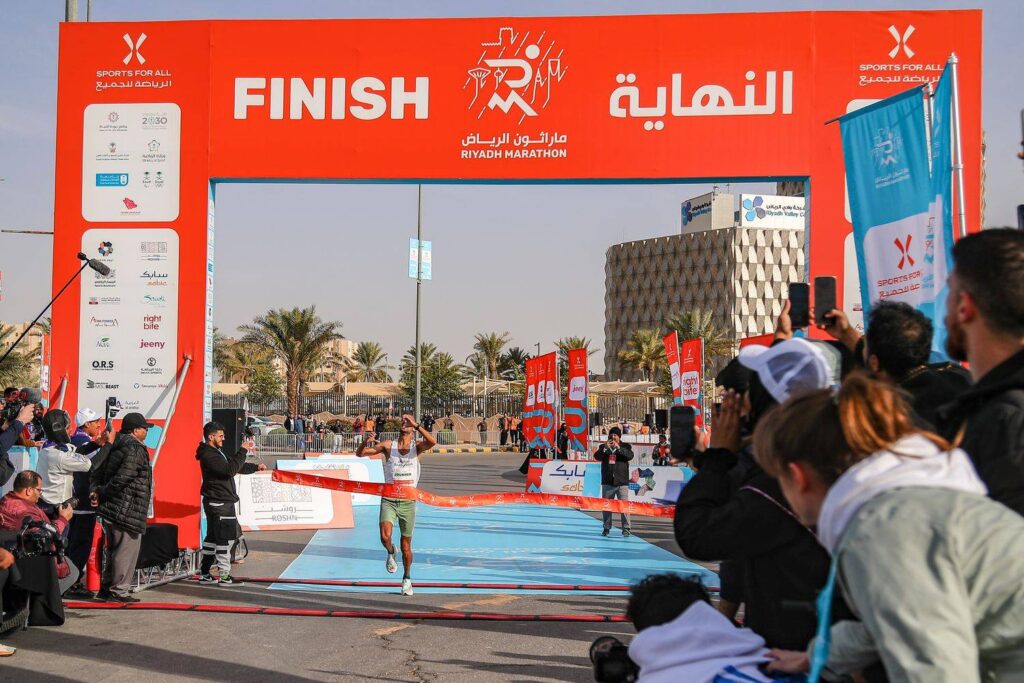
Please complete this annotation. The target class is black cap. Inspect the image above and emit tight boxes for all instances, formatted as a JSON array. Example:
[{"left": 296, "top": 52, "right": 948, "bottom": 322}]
[{"left": 120, "top": 412, "right": 156, "bottom": 433}]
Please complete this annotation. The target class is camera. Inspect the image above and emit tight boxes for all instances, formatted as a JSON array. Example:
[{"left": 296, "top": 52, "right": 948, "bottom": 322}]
[
  {"left": 590, "top": 636, "right": 639, "bottom": 682},
  {"left": 8, "top": 517, "right": 65, "bottom": 560},
  {"left": 1, "top": 387, "right": 41, "bottom": 425}
]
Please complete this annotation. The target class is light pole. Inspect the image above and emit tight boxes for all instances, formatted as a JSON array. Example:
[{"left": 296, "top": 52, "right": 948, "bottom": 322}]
[
  {"left": 535, "top": 342, "right": 541, "bottom": 357},
  {"left": 414, "top": 185, "right": 423, "bottom": 422}
]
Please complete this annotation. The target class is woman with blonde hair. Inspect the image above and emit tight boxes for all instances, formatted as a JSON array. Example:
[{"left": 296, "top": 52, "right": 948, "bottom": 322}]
[{"left": 757, "top": 373, "right": 1024, "bottom": 682}]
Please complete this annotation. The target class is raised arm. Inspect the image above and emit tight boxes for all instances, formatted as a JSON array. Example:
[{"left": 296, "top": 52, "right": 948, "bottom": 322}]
[
  {"left": 356, "top": 434, "right": 388, "bottom": 458},
  {"left": 416, "top": 423, "right": 437, "bottom": 454}
]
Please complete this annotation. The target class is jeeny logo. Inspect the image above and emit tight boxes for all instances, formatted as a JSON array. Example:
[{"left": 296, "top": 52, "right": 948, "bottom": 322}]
[
  {"left": 122, "top": 33, "right": 147, "bottom": 65},
  {"left": 887, "top": 25, "right": 915, "bottom": 60}
]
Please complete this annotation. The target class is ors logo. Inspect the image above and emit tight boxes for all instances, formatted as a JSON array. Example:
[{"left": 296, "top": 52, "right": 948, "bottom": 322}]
[{"left": 92, "top": 360, "right": 115, "bottom": 371}]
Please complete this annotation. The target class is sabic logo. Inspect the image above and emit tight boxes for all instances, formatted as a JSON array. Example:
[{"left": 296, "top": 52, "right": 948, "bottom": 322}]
[
  {"left": 122, "top": 33, "right": 147, "bottom": 65},
  {"left": 894, "top": 235, "right": 916, "bottom": 270},
  {"left": 887, "top": 25, "right": 915, "bottom": 60}
]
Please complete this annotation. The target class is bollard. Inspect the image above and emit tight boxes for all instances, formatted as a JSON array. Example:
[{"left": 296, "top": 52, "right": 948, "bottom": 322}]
[{"left": 86, "top": 520, "right": 103, "bottom": 592}]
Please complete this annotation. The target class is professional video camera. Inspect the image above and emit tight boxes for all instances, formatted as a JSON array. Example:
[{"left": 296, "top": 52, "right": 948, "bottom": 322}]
[
  {"left": 0, "top": 387, "right": 41, "bottom": 425},
  {"left": 590, "top": 636, "right": 639, "bottom": 683},
  {"left": 7, "top": 516, "right": 65, "bottom": 560}
]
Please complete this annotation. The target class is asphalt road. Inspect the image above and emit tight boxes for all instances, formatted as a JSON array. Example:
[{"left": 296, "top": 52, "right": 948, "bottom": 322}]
[{"left": 7, "top": 453, "right": 702, "bottom": 682}]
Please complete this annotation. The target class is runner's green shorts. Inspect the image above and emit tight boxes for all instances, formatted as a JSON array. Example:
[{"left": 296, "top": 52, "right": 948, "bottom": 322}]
[{"left": 380, "top": 497, "right": 417, "bottom": 537}]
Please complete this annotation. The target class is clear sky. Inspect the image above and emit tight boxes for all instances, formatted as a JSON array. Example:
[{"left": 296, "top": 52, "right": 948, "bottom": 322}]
[{"left": 1, "top": 0, "right": 1021, "bottom": 374}]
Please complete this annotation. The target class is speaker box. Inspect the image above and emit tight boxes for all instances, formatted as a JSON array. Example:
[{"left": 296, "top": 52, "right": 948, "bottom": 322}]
[
  {"left": 655, "top": 409, "right": 668, "bottom": 431},
  {"left": 590, "top": 412, "right": 602, "bottom": 427},
  {"left": 644, "top": 413, "right": 655, "bottom": 428},
  {"left": 212, "top": 408, "right": 245, "bottom": 454}
]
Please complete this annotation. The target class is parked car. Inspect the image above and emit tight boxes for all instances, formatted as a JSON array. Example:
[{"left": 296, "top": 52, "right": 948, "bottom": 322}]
[{"left": 246, "top": 415, "right": 281, "bottom": 436}]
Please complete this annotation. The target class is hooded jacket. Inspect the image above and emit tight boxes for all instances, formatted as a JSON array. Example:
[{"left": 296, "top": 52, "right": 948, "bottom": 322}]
[
  {"left": 674, "top": 446, "right": 829, "bottom": 650},
  {"left": 92, "top": 432, "right": 152, "bottom": 534},
  {"left": 628, "top": 601, "right": 773, "bottom": 683},
  {"left": 196, "top": 442, "right": 258, "bottom": 505},
  {"left": 896, "top": 361, "right": 971, "bottom": 429},
  {"left": 935, "top": 348, "right": 1024, "bottom": 516},
  {"left": 815, "top": 434, "right": 1024, "bottom": 681}
]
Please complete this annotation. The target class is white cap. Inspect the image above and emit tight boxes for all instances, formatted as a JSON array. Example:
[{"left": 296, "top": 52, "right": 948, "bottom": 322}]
[
  {"left": 75, "top": 407, "right": 102, "bottom": 427},
  {"left": 738, "top": 338, "right": 833, "bottom": 404}
]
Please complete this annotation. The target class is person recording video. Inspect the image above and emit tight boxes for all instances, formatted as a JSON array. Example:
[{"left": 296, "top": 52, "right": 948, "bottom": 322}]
[
  {"left": 594, "top": 427, "right": 634, "bottom": 537},
  {"left": 0, "top": 394, "right": 36, "bottom": 488},
  {"left": 36, "top": 409, "right": 92, "bottom": 518}
]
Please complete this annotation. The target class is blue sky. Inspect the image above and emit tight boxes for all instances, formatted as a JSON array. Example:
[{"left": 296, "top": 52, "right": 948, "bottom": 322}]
[{"left": 1, "top": 1, "right": 1021, "bottom": 373}]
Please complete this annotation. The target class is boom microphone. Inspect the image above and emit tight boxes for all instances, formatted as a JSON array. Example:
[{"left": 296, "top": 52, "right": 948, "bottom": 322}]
[{"left": 78, "top": 252, "right": 110, "bottom": 276}]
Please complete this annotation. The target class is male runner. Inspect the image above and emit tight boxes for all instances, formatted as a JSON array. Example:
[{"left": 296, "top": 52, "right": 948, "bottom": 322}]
[{"left": 356, "top": 413, "right": 436, "bottom": 595}]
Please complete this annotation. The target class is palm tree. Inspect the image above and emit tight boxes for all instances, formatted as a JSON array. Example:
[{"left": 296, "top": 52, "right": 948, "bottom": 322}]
[
  {"left": 212, "top": 326, "right": 231, "bottom": 381},
  {"left": 665, "top": 309, "right": 735, "bottom": 372},
  {"left": 0, "top": 322, "right": 35, "bottom": 387},
  {"left": 463, "top": 352, "right": 488, "bottom": 381},
  {"left": 499, "top": 346, "right": 532, "bottom": 380},
  {"left": 346, "top": 341, "right": 392, "bottom": 383},
  {"left": 555, "top": 336, "right": 599, "bottom": 376},
  {"left": 617, "top": 329, "right": 665, "bottom": 381},
  {"left": 221, "top": 342, "right": 276, "bottom": 384},
  {"left": 472, "top": 331, "right": 511, "bottom": 379},
  {"left": 239, "top": 306, "right": 343, "bottom": 416},
  {"left": 401, "top": 342, "right": 437, "bottom": 372}
]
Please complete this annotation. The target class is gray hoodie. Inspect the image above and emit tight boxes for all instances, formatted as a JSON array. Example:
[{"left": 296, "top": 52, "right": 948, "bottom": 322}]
[{"left": 816, "top": 434, "right": 1024, "bottom": 682}]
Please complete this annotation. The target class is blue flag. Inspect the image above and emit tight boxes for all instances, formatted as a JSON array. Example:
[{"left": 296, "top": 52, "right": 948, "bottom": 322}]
[
  {"left": 841, "top": 87, "right": 934, "bottom": 326},
  {"left": 926, "top": 67, "right": 956, "bottom": 360}
]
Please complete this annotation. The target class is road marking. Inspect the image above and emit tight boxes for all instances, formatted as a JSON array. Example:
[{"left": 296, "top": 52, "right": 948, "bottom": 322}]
[
  {"left": 441, "top": 594, "right": 520, "bottom": 610},
  {"left": 374, "top": 623, "right": 414, "bottom": 637}
]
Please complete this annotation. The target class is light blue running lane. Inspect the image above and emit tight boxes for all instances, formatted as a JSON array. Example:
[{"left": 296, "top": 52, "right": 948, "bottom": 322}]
[{"left": 272, "top": 503, "right": 717, "bottom": 594}]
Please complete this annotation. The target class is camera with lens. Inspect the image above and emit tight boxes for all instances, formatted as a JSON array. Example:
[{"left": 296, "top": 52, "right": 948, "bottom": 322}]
[
  {"left": 1, "top": 387, "right": 41, "bottom": 425},
  {"left": 590, "top": 636, "right": 639, "bottom": 683}
]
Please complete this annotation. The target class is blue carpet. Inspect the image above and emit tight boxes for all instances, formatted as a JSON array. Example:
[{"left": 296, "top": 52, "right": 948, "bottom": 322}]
[{"left": 271, "top": 502, "right": 717, "bottom": 594}]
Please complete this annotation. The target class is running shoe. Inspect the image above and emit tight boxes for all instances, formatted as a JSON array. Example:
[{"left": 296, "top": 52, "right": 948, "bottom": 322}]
[
  {"left": 0, "top": 644, "right": 15, "bottom": 657},
  {"left": 386, "top": 553, "right": 398, "bottom": 574},
  {"left": 601, "top": 529, "right": 610, "bottom": 537},
  {"left": 622, "top": 530, "right": 632, "bottom": 537},
  {"left": 198, "top": 573, "right": 218, "bottom": 585},
  {"left": 219, "top": 575, "right": 244, "bottom": 586},
  {"left": 401, "top": 578, "right": 414, "bottom": 596}
]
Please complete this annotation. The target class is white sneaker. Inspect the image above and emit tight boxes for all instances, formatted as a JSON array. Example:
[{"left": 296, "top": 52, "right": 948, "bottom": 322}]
[
  {"left": 0, "top": 643, "right": 15, "bottom": 657},
  {"left": 386, "top": 553, "right": 398, "bottom": 574},
  {"left": 401, "top": 578, "right": 414, "bottom": 596}
]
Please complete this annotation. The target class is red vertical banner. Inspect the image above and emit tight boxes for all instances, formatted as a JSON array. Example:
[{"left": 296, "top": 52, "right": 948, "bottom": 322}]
[
  {"left": 663, "top": 332, "right": 682, "bottom": 405},
  {"left": 536, "top": 352, "right": 559, "bottom": 449},
  {"left": 680, "top": 338, "right": 705, "bottom": 427},
  {"left": 523, "top": 357, "right": 540, "bottom": 447},
  {"left": 564, "top": 348, "right": 589, "bottom": 458}
]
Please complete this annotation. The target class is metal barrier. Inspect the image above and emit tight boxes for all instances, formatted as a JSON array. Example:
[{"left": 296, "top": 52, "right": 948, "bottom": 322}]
[{"left": 251, "top": 430, "right": 522, "bottom": 454}]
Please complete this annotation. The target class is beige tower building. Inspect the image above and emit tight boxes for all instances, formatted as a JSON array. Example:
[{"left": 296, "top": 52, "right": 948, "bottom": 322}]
[{"left": 604, "top": 189, "right": 806, "bottom": 380}]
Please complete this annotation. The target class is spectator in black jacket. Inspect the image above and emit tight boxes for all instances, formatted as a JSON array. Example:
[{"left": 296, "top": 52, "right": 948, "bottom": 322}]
[
  {"left": 196, "top": 421, "right": 265, "bottom": 586},
  {"left": 0, "top": 402, "right": 35, "bottom": 488},
  {"left": 674, "top": 338, "right": 834, "bottom": 651},
  {"left": 594, "top": 427, "right": 633, "bottom": 537},
  {"left": 936, "top": 229, "right": 1024, "bottom": 516},
  {"left": 91, "top": 412, "right": 154, "bottom": 603}
]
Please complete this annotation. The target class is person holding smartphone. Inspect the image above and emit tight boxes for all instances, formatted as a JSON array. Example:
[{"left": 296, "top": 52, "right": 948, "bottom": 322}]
[{"left": 594, "top": 427, "right": 634, "bottom": 537}]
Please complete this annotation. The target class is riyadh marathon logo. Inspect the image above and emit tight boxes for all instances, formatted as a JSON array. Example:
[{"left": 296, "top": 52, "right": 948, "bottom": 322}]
[
  {"left": 887, "top": 25, "right": 915, "bottom": 60},
  {"left": 122, "top": 33, "right": 147, "bottom": 65},
  {"left": 871, "top": 127, "right": 902, "bottom": 169},
  {"left": 98, "top": 241, "right": 114, "bottom": 256},
  {"left": 894, "top": 235, "right": 916, "bottom": 270},
  {"left": 464, "top": 27, "right": 567, "bottom": 124},
  {"left": 743, "top": 196, "right": 767, "bottom": 221}
]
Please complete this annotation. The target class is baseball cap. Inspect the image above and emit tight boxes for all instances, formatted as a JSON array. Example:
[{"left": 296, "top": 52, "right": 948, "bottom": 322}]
[
  {"left": 75, "top": 407, "right": 102, "bottom": 426},
  {"left": 737, "top": 338, "right": 833, "bottom": 404},
  {"left": 119, "top": 412, "right": 156, "bottom": 433}
]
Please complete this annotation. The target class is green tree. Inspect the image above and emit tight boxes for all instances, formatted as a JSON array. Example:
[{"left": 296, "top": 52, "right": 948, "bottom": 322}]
[
  {"left": 498, "top": 346, "right": 532, "bottom": 381},
  {"left": 555, "top": 336, "right": 599, "bottom": 377},
  {"left": 665, "top": 309, "right": 735, "bottom": 372},
  {"left": 401, "top": 342, "right": 437, "bottom": 373},
  {"left": 472, "top": 331, "right": 511, "bottom": 379},
  {"left": 463, "top": 352, "right": 488, "bottom": 381},
  {"left": 212, "top": 326, "right": 231, "bottom": 381},
  {"left": 346, "top": 341, "right": 391, "bottom": 383},
  {"left": 246, "top": 363, "right": 284, "bottom": 403},
  {"left": 617, "top": 329, "right": 665, "bottom": 381},
  {"left": 400, "top": 352, "right": 464, "bottom": 401},
  {"left": 239, "top": 306, "right": 343, "bottom": 416},
  {"left": 220, "top": 342, "right": 276, "bottom": 384},
  {"left": 0, "top": 322, "right": 36, "bottom": 388}
]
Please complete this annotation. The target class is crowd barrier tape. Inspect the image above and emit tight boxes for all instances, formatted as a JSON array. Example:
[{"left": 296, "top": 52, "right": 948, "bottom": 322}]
[
  {"left": 65, "top": 601, "right": 629, "bottom": 622},
  {"left": 271, "top": 470, "right": 676, "bottom": 518}
]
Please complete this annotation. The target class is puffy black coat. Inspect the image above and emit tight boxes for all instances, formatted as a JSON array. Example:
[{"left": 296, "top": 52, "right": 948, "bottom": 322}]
[
  {"left": 196, "top": 442, "right": 258, "bottom": 504},
  {"left": 93, "top": 432, "right": 152, "bottom": 534},
  {"left": 936, "top": 349, "right": 1024, "bottom": 516},
  {"left": 674, "top": 447, "right": 830, "bottom": 650},
  {"left": 593, "top": 442, "right": 634, "bottom": 486},
  {"left": 898, "top": 361, "right": 972, "bottom": 430}
]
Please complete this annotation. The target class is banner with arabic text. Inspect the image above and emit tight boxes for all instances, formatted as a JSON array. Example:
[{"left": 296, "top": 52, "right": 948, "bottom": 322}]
[
  {"left": 663, "top": 332, "right": 682, "bottom": 405},
  {"left": 564, "top": 348, "right": 589, "bottom": 457}
]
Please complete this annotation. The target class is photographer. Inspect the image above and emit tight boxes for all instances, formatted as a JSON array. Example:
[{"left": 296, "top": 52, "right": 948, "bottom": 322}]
[
  {"left": 592, "top": 574, "right": 788, "bottom": 682},
  {"left": 0, "top": 401, "right": 35, "bottom": 488},
  {"left": 594, "top": 427, "right": 633, "bottom": 537},
  {"left": 196, "top": 421, "right": 265, "bottom": 586},
  {"left": 37, "top": 410, "right": 92, "bottom": 518},
  {"left": 0, "top": 471, "right": 77, "bottom": 592},
  {"left": 17, "top": 403, "right": 45, "bottom": 449}
]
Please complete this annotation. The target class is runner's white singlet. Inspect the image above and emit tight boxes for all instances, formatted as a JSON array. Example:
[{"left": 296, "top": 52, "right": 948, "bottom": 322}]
[{"left": 384, "top": 438, "right": 420, "bottom": 486}]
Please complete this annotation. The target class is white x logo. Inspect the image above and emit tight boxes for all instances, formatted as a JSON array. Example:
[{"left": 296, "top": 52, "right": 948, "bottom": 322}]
[
  {"left": 122, "top": 33, "right": 147, "bottom": 65},
  {"left": 887, "top": 25, "right": 915, "bottom": 59}
]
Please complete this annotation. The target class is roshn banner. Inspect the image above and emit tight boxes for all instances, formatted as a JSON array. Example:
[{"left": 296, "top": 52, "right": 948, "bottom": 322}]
[
  {"left": 564, "top": 348, "right": 589, "bottom": 458},
  {"left": 663, "top": 332, "right": 682, "bottom": 405},
  {"left": 840, "top": 87, "right": 936, "bottom": 328},
  {"left": 926, "top": 65, "right": 956, "bottom": 359},
  {"left": 680, "top": 338, "right": 704, "bottom": 427}
]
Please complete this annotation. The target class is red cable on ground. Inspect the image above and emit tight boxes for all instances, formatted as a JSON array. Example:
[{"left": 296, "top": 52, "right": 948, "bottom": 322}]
[
  {"left": 229, "top": 576, "right": 720, "bottom": 592},
  {"left": 64, "top": 601, "right": 629, "bottom": 622}
]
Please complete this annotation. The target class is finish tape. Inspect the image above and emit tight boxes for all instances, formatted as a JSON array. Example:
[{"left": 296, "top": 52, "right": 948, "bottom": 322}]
[{"left": 271, "top": 470, "right": 676, "bottom": 518}]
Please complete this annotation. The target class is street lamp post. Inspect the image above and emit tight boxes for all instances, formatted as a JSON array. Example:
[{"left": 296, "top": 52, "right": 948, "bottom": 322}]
[{"left": 414, "top": 185, "right": 423, "bottom": 422}]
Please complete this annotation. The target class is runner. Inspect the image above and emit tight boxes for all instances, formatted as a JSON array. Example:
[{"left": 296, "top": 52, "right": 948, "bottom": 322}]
[{"left": 355, "top": 413, "right": 437, "bottom": 595}]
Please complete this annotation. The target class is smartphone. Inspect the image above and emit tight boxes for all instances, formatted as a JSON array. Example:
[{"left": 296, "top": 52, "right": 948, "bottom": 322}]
[
  {"left": 105, "top": 396, "right": 119, "bottom": 432},
  {"left": 670, "top": 405, "right": 696, "bottom": 463},
  {"left": 788, "top": 282, "right": 810, "bottom": 328},
  {"left": 814, "top": 276, "right": 838, "bottom": 326}
]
